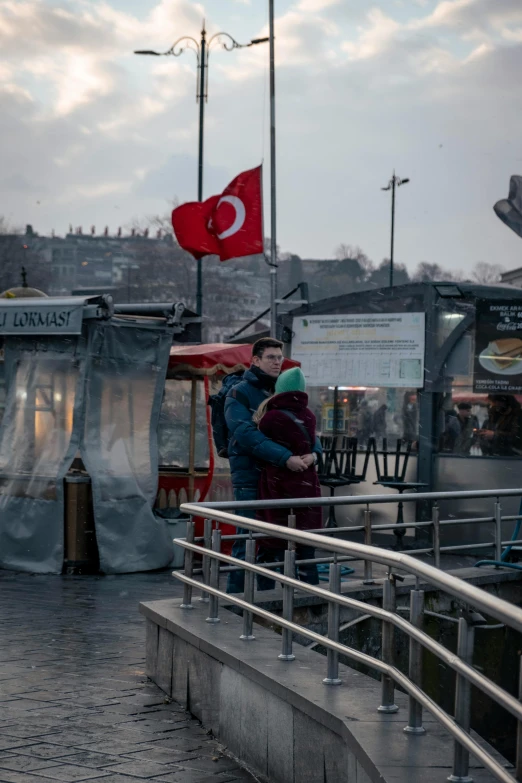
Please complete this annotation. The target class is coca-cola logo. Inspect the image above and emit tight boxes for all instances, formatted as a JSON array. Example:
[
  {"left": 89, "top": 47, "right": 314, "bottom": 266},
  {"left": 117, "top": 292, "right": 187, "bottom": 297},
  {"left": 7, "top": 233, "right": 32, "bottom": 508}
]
[{"left": 497, "top": 322, "right": 518, "bottom": 331}]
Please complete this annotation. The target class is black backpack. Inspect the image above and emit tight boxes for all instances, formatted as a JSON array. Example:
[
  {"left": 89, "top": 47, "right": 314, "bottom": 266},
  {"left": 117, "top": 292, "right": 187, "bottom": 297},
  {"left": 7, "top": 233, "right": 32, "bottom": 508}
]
[{"left": 208, "top": 372, "right": 245, "bottom": 458}]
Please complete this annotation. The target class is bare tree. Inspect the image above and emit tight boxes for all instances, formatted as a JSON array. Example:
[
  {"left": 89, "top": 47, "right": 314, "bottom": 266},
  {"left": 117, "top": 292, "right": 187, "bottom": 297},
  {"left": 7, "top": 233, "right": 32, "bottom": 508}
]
[
  {"left": 411, "top": 261, "right": 463, "bottom": 283},
  {"left": 472, "top": 261, "right": 505, "bottom": 285},
  {"left": 334, "top": 243, "right": 374, "bottom": 275}
]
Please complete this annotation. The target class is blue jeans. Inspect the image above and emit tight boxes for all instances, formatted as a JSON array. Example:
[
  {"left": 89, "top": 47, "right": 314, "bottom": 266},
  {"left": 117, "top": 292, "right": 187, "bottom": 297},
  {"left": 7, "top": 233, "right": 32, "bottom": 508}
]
[{"left": 226, "top": 487, "right": 258, "bottom": 594}]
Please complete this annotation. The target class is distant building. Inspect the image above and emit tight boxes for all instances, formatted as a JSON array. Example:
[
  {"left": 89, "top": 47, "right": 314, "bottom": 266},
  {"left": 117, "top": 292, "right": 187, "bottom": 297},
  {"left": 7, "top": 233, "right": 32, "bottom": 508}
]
[
  {"left": 3, "top": 225, "right": 276, "bottom": 341},
  {"left": 45, "top": 228, "right": 175, "bottom": 295}
]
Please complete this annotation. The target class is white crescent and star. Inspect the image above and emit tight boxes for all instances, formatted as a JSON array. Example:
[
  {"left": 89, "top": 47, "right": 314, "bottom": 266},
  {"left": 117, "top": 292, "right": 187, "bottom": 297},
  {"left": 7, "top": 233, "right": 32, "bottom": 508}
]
[{"left": 209, "top": 196, "right": 246, "bottom": 240}]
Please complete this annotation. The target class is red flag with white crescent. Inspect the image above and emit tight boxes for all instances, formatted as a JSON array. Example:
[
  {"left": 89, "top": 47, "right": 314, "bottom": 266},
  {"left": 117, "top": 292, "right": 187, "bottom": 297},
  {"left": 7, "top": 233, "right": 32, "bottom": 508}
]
[{"left": 171, "top": 166, "right": 263, "bottom": 262}]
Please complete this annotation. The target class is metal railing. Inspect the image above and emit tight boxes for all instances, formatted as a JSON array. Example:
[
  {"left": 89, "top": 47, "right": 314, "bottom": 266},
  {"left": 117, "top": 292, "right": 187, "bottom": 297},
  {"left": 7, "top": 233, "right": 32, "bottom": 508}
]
[
  {"left": 174, "top": 491, "right": 522, "bottom": 783},
  {"left": 193, "top": 488, "right": 522, "bottom": 575}
]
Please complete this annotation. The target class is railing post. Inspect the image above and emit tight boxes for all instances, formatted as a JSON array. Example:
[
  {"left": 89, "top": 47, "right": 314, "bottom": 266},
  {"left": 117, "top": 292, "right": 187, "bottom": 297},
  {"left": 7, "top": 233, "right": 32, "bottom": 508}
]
[
  {"left": 180, "top": 517, "right": 195, "bottom": 609},
  {"left": 278, "top": 548, "right": 296, "bottom": 661},
  {"left": 494, "top": 498, "right": 502, "bottom": 563},
  {"left": 432, "top": 502, "right": 441, "bottom": 569},
  {"left": 323, "top": 559, "right": 342, "bottom": 685},
  {"left": 199, "top": 518, "right": 212, "bottom": 603},
  {"left": 404, "top": 587, "right": 426, "bottom": 734},
  {"left": 378, "top": 572, "right": 399, "bottom": 713},
  {"left": 206, "top": 528, "right": 221, "bottom": 624},
  {"left": 288, "top": 510, "right": 296, "bottom": 549},
  {"left": 240, "top": 536, "right": 256, "bottom": 640},
  {"left": 515, "top": 655, "right": 522, "bottom": 780},
  {"left": 363, "top": 504, "right": 374, "bottom": 585},
  {"left": 448, "top": 616, "right": 474, "bottom": 783}
]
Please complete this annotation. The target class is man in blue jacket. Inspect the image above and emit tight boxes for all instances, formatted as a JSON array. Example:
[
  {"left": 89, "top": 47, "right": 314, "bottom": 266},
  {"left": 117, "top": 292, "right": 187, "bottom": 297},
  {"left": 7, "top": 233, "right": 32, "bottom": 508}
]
[{"left": 224, "top": 337, "right": 318, "bottom": 592}]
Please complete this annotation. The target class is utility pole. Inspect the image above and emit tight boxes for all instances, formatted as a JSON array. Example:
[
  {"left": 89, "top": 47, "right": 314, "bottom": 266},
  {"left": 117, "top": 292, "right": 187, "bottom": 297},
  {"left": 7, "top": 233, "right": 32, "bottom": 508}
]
[
  {"left": 381, "top": 171, "right": 410, "bottom": 288},
  {"left": 135, "top": 26, "right": 268, "bottom": 321},
  {"left": 269, "top": 0, "right": 278, "bottom": 337}
]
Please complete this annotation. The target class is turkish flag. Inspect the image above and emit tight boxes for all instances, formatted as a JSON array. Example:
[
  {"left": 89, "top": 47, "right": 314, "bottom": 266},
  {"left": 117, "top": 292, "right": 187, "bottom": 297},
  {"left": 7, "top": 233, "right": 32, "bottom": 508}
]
[{"left": 171, "top": 166, "right": 263, "bottom": 262}]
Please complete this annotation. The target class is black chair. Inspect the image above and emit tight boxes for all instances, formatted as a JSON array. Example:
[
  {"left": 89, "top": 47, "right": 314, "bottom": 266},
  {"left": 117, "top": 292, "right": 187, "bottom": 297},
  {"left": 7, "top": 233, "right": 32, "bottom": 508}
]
[
  {"left": 318, "top": 437, "right": 371, "bottom": 528},
  {"left": 371, "top": 438, "right": 427, "bottom": 548}
]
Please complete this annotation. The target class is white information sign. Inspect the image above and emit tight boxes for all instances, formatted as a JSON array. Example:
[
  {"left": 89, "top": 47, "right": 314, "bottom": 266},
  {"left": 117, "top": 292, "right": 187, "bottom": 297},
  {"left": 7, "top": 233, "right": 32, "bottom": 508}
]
[{"left": 291, "top": 313, "right": 425, "bottom": 388}]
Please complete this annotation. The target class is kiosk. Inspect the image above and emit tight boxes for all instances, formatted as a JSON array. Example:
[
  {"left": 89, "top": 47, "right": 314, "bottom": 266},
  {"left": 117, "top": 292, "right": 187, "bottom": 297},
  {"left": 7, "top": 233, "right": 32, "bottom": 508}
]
[
  {"left": 155, "top": 343, "right": 298, "bottom": 551},
  {"left": 284, "top": 281, "right": 522, "bottom": 544},
  {"left": 0, "top": 296, "right": 200, "bottom": 574}
]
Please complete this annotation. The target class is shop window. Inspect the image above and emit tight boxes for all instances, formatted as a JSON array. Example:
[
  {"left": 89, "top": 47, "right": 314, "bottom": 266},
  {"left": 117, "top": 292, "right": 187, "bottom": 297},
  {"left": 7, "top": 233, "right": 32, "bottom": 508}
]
[
  {"left": 306, "top": 385, "right": 419, "bottom": 447},
  {"left": 438, "top": 389, "right": 522, "bottom": 458},
  {"left": 158, "top": 379, "right": 209, "bottom": 469}
]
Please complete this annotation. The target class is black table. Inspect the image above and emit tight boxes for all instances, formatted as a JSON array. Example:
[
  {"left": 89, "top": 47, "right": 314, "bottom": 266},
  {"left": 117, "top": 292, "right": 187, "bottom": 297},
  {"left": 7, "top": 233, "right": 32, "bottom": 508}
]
[{"left": 374, "top": 480, "right": 428, "bottom": 548}]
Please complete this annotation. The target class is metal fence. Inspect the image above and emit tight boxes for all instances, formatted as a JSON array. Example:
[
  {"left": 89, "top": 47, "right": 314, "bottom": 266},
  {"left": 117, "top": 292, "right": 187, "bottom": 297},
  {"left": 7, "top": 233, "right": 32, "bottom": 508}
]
[{"left": 174, "top": 489, "right": 522, "bottom": 783}]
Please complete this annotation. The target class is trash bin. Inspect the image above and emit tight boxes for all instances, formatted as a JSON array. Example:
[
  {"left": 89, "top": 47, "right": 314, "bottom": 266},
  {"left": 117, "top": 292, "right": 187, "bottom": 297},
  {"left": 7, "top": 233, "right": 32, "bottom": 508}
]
[
  {"left": 63, "top": 473, "right": 99, "bottom": 575},
  {"left": 154, "top": 508, "right": 189, "bottom": 569}
]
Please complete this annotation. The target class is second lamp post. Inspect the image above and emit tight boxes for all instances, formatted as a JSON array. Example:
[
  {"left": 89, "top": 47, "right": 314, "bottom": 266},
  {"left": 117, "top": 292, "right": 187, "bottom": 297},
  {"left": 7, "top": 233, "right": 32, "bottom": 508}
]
[
  {"left": 135, "top": 24, "right": 268, "bottom": 318},
  {"left": 381, "top": 171, "right": 410, "bottom": 288}
]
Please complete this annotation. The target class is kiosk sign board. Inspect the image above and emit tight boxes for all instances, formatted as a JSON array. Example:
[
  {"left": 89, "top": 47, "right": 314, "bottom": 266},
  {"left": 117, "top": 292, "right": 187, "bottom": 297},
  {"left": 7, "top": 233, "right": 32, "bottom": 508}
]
[
  {"left": 473, "top": 299, "right": 522, "bottom": 393},
  {"left": 0, "top": 300, "right": 86, "bottom": 335},
  {"left": 292, "top": 313, "right": 425, "bottom": 387}
]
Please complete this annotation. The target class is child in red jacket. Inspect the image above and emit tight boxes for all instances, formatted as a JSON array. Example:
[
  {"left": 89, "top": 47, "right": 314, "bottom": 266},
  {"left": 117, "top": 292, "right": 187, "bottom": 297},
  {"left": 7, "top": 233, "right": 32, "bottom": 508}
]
[{"left": 254, "top": 367, "right": 322, "bottom": 588}]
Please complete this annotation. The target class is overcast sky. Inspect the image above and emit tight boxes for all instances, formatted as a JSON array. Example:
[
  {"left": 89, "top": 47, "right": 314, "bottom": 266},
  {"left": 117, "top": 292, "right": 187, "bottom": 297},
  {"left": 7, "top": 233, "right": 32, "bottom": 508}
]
[{"left": 2, "top": 0, "right": 522, "bottom": 274}]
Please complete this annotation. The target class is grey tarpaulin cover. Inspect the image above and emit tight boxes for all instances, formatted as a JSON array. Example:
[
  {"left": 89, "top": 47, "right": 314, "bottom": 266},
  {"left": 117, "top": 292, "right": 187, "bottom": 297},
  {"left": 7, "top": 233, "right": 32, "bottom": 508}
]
[
  {"left": 80, "top": 317, "right": 174, "bottom": 573},
  {"left": 0, "top": 335, "right": 87, "bottom": 572},
  {"left": 0, "top": 315, "right": 174, "bottom": 574}
]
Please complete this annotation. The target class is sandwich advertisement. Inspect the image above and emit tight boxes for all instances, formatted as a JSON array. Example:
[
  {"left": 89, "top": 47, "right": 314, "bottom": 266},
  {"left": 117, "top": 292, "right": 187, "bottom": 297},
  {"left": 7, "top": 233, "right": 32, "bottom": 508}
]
[{"left": 474, "top": 299, "right": 522, "bottom": 393}]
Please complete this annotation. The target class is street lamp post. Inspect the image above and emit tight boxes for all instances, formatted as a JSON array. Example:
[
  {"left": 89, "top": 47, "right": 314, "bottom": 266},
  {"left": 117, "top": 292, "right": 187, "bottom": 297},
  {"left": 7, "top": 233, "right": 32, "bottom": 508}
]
[
  {"left": 381, "top": 172, "right": 410, "bottom": 288},
  {"left": 135, "top": 25, "right": 268, "bottom": 320}
]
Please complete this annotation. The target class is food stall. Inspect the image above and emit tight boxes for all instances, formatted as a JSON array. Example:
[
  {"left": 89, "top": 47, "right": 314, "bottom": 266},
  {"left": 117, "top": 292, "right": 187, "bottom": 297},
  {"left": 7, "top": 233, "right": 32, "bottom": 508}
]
[
  {"left": 282, "top": 281, "right": 522, "bottom": 546},
  {"left": 0, "top": 296, "right": 200, "bottom": 574},
  {"left": 155, "top": 343, "right": 298, "bottom": 550}
]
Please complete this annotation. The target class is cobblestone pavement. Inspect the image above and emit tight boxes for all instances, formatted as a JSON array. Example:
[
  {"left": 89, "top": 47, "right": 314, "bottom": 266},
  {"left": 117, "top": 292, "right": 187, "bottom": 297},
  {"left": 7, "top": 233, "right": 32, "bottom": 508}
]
[{"left": 0, "top": 571, "right": 256, "bottom": 783}]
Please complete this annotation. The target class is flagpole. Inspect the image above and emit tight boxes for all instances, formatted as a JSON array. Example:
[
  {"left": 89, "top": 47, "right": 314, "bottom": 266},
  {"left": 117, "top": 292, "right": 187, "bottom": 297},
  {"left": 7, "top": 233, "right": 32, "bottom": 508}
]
[
  {"left": 197, "top": 23, "right": 206, "bottom": 318},
  {"left": 269, "top": 0, "right": 278, "bottom": 338}
]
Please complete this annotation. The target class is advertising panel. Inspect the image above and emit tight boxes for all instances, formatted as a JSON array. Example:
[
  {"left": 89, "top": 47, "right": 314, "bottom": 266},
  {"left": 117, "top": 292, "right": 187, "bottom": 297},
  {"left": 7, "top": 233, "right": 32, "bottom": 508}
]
[
  {"left": 292, "top": 313, "right": 425, "bottom": 388},
  {"left": 473, "top": 299, "right": 522, "bottom": 394}
]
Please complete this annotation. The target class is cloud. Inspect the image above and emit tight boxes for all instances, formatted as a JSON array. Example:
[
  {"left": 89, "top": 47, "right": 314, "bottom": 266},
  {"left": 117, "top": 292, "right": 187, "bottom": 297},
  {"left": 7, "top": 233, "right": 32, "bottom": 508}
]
[
  {"left": 342, "top": 8, "right": 400, "bottom": 61},
  {"left": 296, "top": 0, "right": 341, "bottom": 12},
  {"left": 0, "top": 0, "right": 521, "bottom": 275}
]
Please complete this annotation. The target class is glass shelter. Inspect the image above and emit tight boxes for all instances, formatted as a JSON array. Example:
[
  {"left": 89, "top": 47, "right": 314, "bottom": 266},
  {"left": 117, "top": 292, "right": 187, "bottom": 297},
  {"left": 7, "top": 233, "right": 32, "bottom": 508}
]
[{"left": 283, "top": 281, "right": 522, "bottom": 545}]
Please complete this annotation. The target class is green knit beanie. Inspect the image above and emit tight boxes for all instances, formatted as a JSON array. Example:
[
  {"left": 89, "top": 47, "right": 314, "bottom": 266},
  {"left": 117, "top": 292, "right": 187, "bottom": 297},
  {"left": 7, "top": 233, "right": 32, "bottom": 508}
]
[{"left": 275, "top": 367, "right": 306, "bottom": 394}]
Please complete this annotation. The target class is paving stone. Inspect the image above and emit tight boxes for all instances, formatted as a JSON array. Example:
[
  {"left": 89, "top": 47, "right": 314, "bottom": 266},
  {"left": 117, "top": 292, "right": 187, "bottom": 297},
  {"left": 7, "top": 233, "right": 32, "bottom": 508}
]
[
  {"left": 0, "top": 573, "right": 255, "bottom": 783},
  {"left": 86, "top": 777, "right": 153, "bottom": 783},
  {"left": 154, "top": 774, "right": 241, "bottom": 783},
  {"left": 0, "top": 756, "right": 62, "bottom": 773},
  {"left": 14, "top": 744, "right": 80, "bottom": 760},
  {"left": 0, "top": 741, "right": 37, "bottom": 753},
  {"left": 166, "top": 756, "right": 241, "bottom": 773},
  {"left": 58, "top": 752, "right": 125, "bottom": 768},
  {"left": 78, "top": 742, "right": 152, "bottom": 757},
  {"left": 103, "top": 760, "right": 177, "bottom": 778},
  {"left": 119, "top": 749, "right": 200, "bottom": 765},
  {"left": 27, "top": 765, "right": 110, "bottom": 781},
  {"left": 1, "top": 727, "right": 61, "bottom": 740},
  {"left": 0, "top": 773, "right": 66, "bottom": 783}
]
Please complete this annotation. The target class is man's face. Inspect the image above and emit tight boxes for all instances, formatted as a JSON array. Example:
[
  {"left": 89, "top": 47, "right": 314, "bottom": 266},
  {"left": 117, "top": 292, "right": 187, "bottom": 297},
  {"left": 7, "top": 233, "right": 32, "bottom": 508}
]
[
  {"left": 253, "top": 347, "right": 284, "bottom": 378},
  {"left": 459, "top": 408, "right": 471, "bottom": 420}
]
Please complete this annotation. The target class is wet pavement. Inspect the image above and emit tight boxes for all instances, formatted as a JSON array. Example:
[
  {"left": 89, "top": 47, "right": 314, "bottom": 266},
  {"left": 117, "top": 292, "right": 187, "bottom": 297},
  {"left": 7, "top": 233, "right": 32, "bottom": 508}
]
[{"left": 0, "top": 571, "right": 256, "bottom": 783}]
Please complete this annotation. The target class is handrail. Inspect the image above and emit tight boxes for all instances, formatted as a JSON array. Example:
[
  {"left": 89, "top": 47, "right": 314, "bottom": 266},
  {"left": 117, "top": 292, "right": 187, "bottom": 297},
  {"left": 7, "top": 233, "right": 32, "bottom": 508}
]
[
  {"left": 181, "top": 503, "right": 522, "bottom": 632},
  {"left": 173, "top": 570, "right": 516, "bottom": 783},
  {"left": 178, "top": 498, "right": 522, "bottom": 782},
  {"left": 176, "top": 537, "right": 522, "bottom": 722},
  {"left": 194, "top": 486, "right": 522, "bottom": 510}
]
